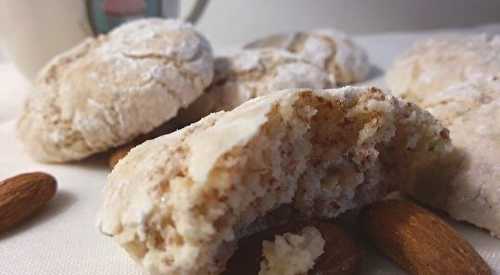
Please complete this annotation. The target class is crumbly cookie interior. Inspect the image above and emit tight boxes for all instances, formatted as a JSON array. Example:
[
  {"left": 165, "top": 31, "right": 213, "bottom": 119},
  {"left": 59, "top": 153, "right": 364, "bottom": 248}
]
[{"left": 103, "top": 89, "right": 449, "bottom": 275}]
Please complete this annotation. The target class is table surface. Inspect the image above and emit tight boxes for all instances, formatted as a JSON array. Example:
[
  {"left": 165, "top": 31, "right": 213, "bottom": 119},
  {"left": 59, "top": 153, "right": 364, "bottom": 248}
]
[{"left": 1, "top": 24, "right": 500, "bottom": 275}]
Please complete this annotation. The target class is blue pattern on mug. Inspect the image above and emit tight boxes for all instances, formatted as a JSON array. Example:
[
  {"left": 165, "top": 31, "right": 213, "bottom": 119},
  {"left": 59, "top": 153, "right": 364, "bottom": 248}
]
[{"left": 87, "top": 0, "right": 163, "bottom": 34}]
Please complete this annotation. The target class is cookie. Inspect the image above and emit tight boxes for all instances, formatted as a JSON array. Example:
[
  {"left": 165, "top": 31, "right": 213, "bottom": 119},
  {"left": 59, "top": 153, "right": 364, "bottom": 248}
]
[
  {"left": 245, "top": 29, "right": 371, "bottom": 85},
  {"left": 402, "top": 77, "right": 500, "bottom": 237},
  {"left": 17, "top": 18, "right": 213, "bottom": 162},
  {"left": 386, "top": 34, "right": 500, "bottom": 103},
  {"left": 174, "top": 49, "right": 334, "bottom": 126},
  {"left": 98, "top": 87, "right": 450, "bottom": 275}
]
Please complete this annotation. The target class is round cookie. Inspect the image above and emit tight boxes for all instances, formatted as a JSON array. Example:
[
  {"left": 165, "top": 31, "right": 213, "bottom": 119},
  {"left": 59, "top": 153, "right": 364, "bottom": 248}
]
[
  {"left": 245, "top": 29, "right": 371, "bottom": 85},
  {"left": 386, "top": 34, "right": 500, "bottom": 103},
  {"left": 175, "top": 49, "right": 334, "bottom": 126},
  {"left": 402, "top": 77, "right": 500, "bottom": 237},
  {"left": 98, "top": 87, "right": 450, "bottom": 275},
  {"left": 17, "top": 19, "right": 214, "bottom": 162}
]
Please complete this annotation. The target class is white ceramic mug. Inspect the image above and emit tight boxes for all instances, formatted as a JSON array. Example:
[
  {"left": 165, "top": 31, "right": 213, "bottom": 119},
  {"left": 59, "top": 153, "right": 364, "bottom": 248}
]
[{"left": 0, "top": 0, "right": 208, "bottom": 80}]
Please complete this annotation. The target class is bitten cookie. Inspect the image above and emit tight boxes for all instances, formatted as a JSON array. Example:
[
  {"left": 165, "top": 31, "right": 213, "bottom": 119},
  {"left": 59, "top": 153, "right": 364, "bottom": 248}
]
[
  {"left": 245, "top": 29, "right": 371, "bottom": 85},
  {"left": 402, "top": 77, "right": 500, "bottom": 238},
  {"left": 174, "top": 49, "right": 334, "bottom": 126},
  {"left": 98, "top": 87, "right": 450, "bottom": 275},
  {"left": 17, "top": 18, "right": 213, "bottom": 162},
  {"left": 386, "top": 34, "right": 500, "bottom": 103}
]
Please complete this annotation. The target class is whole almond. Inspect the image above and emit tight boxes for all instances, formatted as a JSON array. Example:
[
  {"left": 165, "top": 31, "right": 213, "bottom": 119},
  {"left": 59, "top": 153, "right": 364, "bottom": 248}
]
[
  {"left": 224, "top": 220, "right": 363, "bottom": 275},
  {"left": 360, "top": 200, "right": 491, "bottom": 275},
  {"left": 0, "top": 172, "right": 57, "bottom": 233}
]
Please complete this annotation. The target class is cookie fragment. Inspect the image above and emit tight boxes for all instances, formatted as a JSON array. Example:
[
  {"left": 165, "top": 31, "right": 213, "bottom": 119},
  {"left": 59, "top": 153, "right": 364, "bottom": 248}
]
[
  {"left": 259, "top": 226, "right": 324, "bottom": 275},
  {"left": 98, "top": 87, "right": 450, "bottom": 275},
  {"left": 224, "top": 220, "right": 363, "bottom": 275}
]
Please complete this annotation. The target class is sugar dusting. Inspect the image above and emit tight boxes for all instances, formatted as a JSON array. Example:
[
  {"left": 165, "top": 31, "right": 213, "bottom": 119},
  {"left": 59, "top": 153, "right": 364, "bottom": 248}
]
[
  {"left": 17, "top": 19, "right": 214, "bottom": 162},
  {"left": 387, "top": 33, "right": 500, "bottom": 101},
  {"left": 245, "top": 29, "right": 371, "bottom": 84}
]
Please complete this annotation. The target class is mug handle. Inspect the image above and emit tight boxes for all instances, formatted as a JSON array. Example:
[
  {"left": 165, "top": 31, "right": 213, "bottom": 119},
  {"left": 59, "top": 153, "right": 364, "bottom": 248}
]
[{"left": 184, "top": 0, "right": 209, "bottom": 24}]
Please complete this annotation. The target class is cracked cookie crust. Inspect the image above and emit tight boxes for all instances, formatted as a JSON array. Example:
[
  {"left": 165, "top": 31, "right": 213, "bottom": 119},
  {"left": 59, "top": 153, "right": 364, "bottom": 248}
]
[
  {"left": 18, "top": 19, "right": 214, "bottom": 162},
  {"left": 175, "top": 49, "right": 334, "bottom": 126},
  {"left": 245, "top": 29, "right": 371, "bottom": 86}
]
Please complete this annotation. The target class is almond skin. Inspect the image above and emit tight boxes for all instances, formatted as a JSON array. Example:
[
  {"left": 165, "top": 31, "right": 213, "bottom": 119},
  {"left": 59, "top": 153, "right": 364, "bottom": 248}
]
[
  {"left": 0, "top": 172, "right": 57, "bottom": 233},
  {"left": 360, "top": 199, "right": 491, "bottom": 275},
  {"left": 224, "top": 220, "right": 363, "bottom": 275}
]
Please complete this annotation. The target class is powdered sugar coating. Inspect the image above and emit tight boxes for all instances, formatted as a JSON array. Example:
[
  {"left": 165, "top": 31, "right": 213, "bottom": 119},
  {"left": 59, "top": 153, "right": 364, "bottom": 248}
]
[
  {"left": 98, "top": 87, "right": 450, "bottom": 275},
  {"left": 404, "top": 77, "right": 500, "bottom": 237},
  {"left": 18, "top": 19, "right": 214, "bottom": 162},
  {"left": 175, "top": 49, "right": 334, "bottom": 126},
  {"left": 386, "top": 34, "right": 500, "bottom": 103},
  {"left": 245, "top": 29, "right": 371, "bottom": 85}
]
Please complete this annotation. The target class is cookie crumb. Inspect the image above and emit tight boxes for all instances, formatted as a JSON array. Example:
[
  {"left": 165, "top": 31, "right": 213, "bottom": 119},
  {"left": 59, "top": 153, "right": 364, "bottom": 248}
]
[{"left": 259, "top": 226, "right": 325, "bottom": 275}]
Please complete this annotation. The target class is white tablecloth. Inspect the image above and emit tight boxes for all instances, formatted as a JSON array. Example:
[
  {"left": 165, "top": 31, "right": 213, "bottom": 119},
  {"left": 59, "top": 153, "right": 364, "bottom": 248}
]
[{"left": 1, "top": 25, "right": 500, "bottom": 275}]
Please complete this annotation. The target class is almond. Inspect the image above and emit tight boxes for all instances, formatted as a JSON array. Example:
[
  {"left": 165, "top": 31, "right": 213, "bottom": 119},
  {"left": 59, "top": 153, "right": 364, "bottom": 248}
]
[
  {"left": 0, "top": 172, "right": 57, "bottom": 233},
  {"left": 224, "top": 220, "right": 363, "bottom": 275},
  {"left": 360, "top": 199, "right": 491, "bottom": 275}
]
